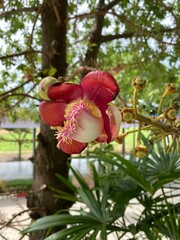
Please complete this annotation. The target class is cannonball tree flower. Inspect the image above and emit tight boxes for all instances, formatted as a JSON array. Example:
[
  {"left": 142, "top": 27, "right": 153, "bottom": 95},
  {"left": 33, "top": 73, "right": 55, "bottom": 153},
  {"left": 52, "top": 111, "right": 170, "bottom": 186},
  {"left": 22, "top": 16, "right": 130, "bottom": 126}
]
[{"left": 39, "top": 71, "right": 121, "bottom": 154}]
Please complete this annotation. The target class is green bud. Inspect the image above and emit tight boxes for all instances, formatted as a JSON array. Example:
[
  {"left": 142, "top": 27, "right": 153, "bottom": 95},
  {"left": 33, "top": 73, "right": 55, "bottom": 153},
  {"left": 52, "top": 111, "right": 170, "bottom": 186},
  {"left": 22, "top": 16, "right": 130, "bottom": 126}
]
[{"left": 39, "top": 77, "right": 59, "bottom": 100}]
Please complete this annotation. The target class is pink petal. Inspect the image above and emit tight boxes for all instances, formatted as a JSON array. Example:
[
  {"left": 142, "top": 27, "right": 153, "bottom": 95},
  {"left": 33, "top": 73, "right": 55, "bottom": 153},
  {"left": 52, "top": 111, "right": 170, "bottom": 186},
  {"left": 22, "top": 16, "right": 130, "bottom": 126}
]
[
  {"left": 81, "top": 71, "right": 119, "bottom": 105},
  {"left": 39, "top": 101, "right": 67, "bottom": 126},
  {"left": 48, "top": 83, "right": 83, "bottom": 103},
  {"left": 71, "top": 107, "right": 104, "bottom": 143},
  {"left": 57, "top": 139, "right": 87, "bottom": 154},
  {"left": 97, "top": 105, "right": 121, "bottom": 143}
]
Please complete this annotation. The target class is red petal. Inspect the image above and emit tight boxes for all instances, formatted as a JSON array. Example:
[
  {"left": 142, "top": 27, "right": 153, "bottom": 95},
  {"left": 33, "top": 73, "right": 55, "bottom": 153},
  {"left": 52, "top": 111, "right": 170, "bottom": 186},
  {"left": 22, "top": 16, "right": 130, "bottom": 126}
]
[
  {"left": 106, "top": 105, "right": 121, "bottom": 142},
  {"left": 48, "top": 83, "right": 83, "bottom": 103},
  {"left": 81, "top": 71, "right": 119, "bottom": 105},
  {"left": 39, "top": 101, "right": 67, "bottom": 126},
  {"left": 58, "top": 139, "right": 87, "bottom": 154},
  {"left": 96, "top": 106, "right": 111, "bottom": 142},
  {"left": 96, "top": 105, "right": 121, "bottom": 143}
]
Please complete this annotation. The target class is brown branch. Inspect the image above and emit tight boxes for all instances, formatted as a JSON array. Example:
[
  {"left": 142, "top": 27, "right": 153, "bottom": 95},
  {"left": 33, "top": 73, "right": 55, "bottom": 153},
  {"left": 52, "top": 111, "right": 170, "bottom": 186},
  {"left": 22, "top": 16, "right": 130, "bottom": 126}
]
[
  {"left": 2, "top": 84, "right": 36, "bottom": 113},
  {"left": 51, "top": 0, "right": 62, "bottom": 26},
  {"left": 101, "top": 32, "right": 134, "bottom": 42},
  {"left": 157, "top": 0, "right": 179, "bottom": 28},
  {"left": 101, "top": 27, "right": 176, "bottom": 43},
  {"left": 68, "top": 0, "right": 120, "bottom": 21},
  {"left": 28, "top": 5, "right": 43, "bottom": 71},
  {"left": 82, "top": 0, "right": 106, "bottom": 74},
  {"left": 135, "top": 113, "right": 179, "bottom": 136},
  {"left": 0, "top": 79, "right": 32, "bottom": 97},
  {"left": 0, "top": 207, "right": 44, "bottom": 231},
  {"left": 111, "top": 11, "right": 179, "bottom": 47},
  {"left": 0, "top": 93, "right": 41, "bottom": 102},
  {"left": 68, "top": 11, "right": 100, "bottom": 21},
  {"left": 105, "top": 0, "right": 121, "bottom": 11},
  {"left": 0, "top": 7, "right": 39, "bottom": 18},
  {"left": 0, "top": 233, "right": 7, "bottom": 240},
  {"left": 0, "top": 50, "right": 50, "bottom": 61}
]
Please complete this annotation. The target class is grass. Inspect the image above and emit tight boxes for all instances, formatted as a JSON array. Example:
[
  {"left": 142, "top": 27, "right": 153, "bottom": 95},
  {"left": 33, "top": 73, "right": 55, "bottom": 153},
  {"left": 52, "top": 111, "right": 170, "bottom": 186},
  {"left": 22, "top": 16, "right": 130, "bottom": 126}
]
[
  {"left": 0, "top": 179, "right": 33, "bottom": 193},
  {"left": 0, "top": 129, "right": 36, "bottom": 152}
]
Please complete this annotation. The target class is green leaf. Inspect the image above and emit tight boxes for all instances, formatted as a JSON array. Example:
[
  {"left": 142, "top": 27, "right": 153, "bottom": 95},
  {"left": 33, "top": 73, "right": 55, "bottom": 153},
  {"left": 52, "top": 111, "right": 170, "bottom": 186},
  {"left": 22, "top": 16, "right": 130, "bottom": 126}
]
[
  {"left": 48, "top": 66, "right": 57, "bottom": 76},
  {"left": 44, "top": 224, "right": 95, "bottom": 240},
  {"left": 22, "top": 214, "right": 100, "bottom": 234}
]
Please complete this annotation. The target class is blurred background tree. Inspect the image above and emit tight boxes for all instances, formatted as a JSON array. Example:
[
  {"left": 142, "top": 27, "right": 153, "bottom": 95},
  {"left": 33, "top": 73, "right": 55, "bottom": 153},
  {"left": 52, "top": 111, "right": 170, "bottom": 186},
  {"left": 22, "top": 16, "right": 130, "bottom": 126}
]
[{"left": 0, "top": 0, "right": 179, "bottom": 239}]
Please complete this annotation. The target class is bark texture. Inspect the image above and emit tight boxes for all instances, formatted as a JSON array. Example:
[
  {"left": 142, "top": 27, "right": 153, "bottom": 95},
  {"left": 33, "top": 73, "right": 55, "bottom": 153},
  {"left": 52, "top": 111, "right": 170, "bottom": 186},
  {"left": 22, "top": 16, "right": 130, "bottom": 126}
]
[{"left": 27, "top": 1, "right": 71, "bottom": 239}]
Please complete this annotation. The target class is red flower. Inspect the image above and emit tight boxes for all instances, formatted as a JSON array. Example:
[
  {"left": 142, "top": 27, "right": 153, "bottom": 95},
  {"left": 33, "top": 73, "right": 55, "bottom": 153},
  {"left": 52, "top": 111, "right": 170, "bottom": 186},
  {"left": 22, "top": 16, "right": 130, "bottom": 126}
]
[{"left": 39, "top": 71, "right": 121, "bottom": 154}]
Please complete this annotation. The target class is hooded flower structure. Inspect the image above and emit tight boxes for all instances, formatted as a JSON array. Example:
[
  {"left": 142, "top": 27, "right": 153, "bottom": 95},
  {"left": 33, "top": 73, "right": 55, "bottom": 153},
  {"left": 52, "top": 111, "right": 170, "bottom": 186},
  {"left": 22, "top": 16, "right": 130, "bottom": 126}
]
[{"left": 39, "top": 71, "right": 121, "bottom": 154}]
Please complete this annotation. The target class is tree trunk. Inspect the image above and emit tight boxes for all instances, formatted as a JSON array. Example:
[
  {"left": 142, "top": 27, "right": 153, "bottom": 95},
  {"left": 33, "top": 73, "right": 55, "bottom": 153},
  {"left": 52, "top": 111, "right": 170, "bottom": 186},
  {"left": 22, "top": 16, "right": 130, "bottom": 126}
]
[
  {"left": 81, "top": 0, "right": 105, "bottom": 77},
  {"left": 27, "top": 1, "right": 71, "bottom": 239}
]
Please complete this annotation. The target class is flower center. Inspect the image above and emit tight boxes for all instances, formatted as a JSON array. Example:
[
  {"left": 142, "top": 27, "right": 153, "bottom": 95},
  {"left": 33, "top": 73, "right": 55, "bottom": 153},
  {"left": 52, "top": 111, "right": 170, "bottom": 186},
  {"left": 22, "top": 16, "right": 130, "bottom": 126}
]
[{"left": 56, "top": 99, "right": 103, "bottom": 144}]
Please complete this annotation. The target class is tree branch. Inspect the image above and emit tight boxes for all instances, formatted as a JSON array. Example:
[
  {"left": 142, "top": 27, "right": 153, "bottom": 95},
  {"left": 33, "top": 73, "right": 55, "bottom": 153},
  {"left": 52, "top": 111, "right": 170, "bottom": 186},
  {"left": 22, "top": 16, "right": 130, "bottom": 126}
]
[
  {"left": 0, "top": 7, "right": 39, "bottom": 18},
  {"left": 0, "top": 93, "right": 40, "bottom": 103},
  {"left": 101, "top": 27, "right": 176, "bottom": 43},
  {"left": 82, "top": 0, "right": 106, "bottom": 74},
  {"left": 101, "top": 32, "right": 134, "bottom": 42},
  {"left": 0, "top": 79, "right": 32, "bottom": 97},
  {"left": 135, "top": 113, "right": 179, "bottom": 136},
  {"left": 105, "top": 0, "right": 121, "bottom": 11},
  {"left": 0, "top": 50, "right": 50, "bottom": 61},
  {"left": 111, "top": 11, "right": 179, "bottom": 46}
]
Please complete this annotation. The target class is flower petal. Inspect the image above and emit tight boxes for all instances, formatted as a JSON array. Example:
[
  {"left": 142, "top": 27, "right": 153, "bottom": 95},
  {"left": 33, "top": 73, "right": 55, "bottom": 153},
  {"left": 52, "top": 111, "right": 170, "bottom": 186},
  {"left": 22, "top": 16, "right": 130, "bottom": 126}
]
[
  {"left": 39, "top": 101, "right": 67, "bottom": 126},
  {"left": 72, "top": 107, "right": 104, "bottom": 143},
  {"left": 97, "top": 105, "right": 121, "bottom": 143},
  {"left": 48, "top": 83, "right": 83, "bottom": 103},
  {"left": 81, "top": 71, "right": 119, "bottom": 105},
  {"left": 57, "top": 139, "right": 87, "bottom": 154}
]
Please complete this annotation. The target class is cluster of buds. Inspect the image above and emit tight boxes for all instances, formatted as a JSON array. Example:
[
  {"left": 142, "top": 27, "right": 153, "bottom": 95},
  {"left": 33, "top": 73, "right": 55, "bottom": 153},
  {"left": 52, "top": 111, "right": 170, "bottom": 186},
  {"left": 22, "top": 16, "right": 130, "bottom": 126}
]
[{"left": 117, "top": 76, "right": 179, "bottom": 158}]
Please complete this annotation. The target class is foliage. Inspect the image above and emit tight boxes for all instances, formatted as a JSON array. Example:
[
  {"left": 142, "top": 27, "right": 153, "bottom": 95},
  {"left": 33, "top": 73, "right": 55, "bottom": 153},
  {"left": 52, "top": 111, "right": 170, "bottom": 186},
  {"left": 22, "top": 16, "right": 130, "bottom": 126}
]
[
  {"left": 0, "top": 129, "right": 34, "bottom": 152},
  {"left": 23, "top": 143, "right": 180, "bottom": 239},
  {"left": 0, "top": 179, "right": 33, "bottom": 193},
  {"left": 0, "top": 0, "right": 179, "bottom": 120},
  {"left": 0, "top": 1, "right": 179, "bottom": 239}
]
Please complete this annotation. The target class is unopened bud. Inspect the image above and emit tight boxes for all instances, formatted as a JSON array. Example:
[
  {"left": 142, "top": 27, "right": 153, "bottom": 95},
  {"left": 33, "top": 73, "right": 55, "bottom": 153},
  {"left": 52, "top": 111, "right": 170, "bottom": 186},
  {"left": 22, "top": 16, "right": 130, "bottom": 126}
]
[
  {"left": 163, "top": 83, "right": 176, "bottom": 97},
  {"left": 164, "top": 107, "right": 177, "bottom": 122},
  {"left": 39, "top": 77, "right": 59, "bottom": 100},
  {"left": 121, "top": 108, "right": 134, "bottom": 123},
  {"left": 116, "top": 133, "right": 127, "bottom": 144},
  {"left": 132, "top": 77, "right": 146, "bottom": 90},
  {"left": 134, "top": 144, "right": 149, "bottom": 158}
]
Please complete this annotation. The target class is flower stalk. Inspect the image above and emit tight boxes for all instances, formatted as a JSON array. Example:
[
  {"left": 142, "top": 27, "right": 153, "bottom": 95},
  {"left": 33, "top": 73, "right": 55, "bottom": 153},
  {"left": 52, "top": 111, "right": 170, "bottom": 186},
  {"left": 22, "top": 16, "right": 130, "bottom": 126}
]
[{"left": 133, "top": 88, "right": 138, "bottom": 115}]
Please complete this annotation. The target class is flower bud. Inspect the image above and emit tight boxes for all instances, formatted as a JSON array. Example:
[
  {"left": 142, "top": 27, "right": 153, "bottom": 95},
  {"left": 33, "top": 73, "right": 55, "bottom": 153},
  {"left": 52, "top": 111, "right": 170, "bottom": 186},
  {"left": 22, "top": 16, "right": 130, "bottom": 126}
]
[
  {"left": 39, "top": 77, "right": 59, "bottom": 100},
  {"left": 134, "top": 144, "right": 149, "bottom": 158},
  {"left": 163, "top": 83, "right": 176, "bottom": 97},
  {"left": 132, "top": 76, "right": 146, "bottom": 90},
  {"left": 164, "top": 107, "right": 177, "bottom": 122},
  {"left": 116, "top": 133, "right": 127, "bottom": 144},
  {"left": 121, "top": 108, "right": 134, "bottom": 123}
]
